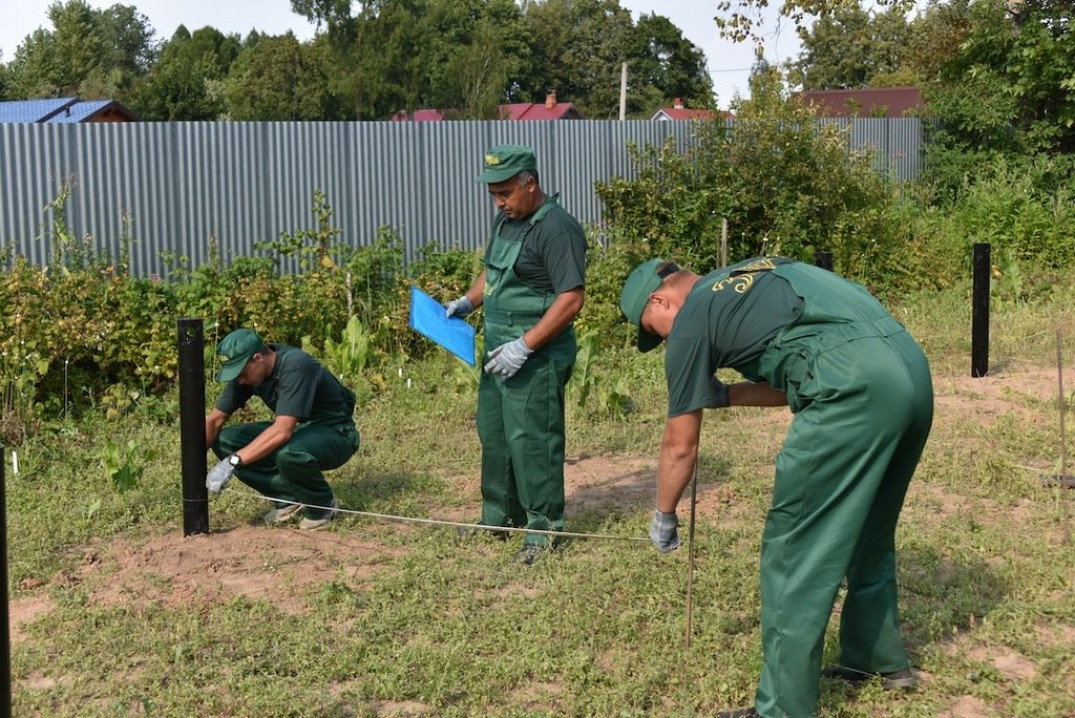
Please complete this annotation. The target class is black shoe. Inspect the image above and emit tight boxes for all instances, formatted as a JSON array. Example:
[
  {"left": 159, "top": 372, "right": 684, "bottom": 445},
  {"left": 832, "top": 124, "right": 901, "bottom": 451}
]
[
  {"left": 717, "top": 708, "right": 759, "bottom": 718},
  {"left": 823, "top": 666, "right": 917, "bottom": 691},
  {"left": 515, "top": 544, "right": 545, "bottom": 566},
  {"left": 457, "top": 521, "right": 508, "bottom": 540}
]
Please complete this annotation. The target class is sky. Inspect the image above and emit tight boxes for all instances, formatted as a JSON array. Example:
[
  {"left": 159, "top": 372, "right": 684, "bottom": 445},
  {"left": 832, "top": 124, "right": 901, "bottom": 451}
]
[{"left": 0, "top": 0, "right": 804, "bottom": 110}]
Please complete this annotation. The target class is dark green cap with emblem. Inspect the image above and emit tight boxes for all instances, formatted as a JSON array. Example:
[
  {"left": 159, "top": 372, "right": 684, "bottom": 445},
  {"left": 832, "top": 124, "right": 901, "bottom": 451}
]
[
  {"left": 620, "top": 258, "right": 675, "bottom": 353},
  {"left": 216, "top": 328, "right": 263, "bottom": 382},
  {"left": 475, "top": 144, "right": 537, "bottom": 183}
]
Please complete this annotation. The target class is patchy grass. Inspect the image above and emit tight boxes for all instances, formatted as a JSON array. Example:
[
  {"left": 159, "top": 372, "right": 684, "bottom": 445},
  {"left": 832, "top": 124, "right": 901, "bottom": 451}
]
[{"left": 6, "top": 277, "right": 1075, "bottom": 717}]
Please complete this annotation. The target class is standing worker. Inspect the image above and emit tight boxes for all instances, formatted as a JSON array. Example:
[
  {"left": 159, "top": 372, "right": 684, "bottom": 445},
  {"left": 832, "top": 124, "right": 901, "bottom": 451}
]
[
  {"left": 204, "top": 328, "right": 360, "bottom": 530},
  {"left": 619, "top": 256, "right": 933, "bottom": 718},
  {"left": 445, "top": 144, "right": 587, "bottom": 565}
]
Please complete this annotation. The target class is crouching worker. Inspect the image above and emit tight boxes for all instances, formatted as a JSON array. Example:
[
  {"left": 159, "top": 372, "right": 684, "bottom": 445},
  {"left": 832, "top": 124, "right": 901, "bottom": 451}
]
[
  {"left": 620, "top": 257, "right": 933, "bottom": 718},
  {"left": 204, "top": 328, "right": 360, "bottom": 530}
]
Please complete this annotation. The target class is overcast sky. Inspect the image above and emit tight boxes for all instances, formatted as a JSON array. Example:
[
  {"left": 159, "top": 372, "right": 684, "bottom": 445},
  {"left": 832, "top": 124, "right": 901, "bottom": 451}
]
[{"left": 0, "top": 0, "right": 803, "bottom": 109}]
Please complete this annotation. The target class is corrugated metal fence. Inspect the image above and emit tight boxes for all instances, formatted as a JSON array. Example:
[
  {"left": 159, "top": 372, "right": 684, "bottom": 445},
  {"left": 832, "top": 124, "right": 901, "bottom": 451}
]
[{"left": 0, "top": 118, "right": 925, "bottom": 276}]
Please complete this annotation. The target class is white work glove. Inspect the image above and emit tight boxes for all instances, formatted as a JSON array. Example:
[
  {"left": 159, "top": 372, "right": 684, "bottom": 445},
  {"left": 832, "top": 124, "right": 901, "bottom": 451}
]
[
  {"left": 206, "top": 455, "right": 238, "bottom": 494},
  {"left": 483, "top": 337, "right": 533, "bottom": 378},
  {"left": 649, "top": 510, "right": 681, "bottom": 553},
  {"left": 445, "top": 296, "right": 474, "bottom": 318}
]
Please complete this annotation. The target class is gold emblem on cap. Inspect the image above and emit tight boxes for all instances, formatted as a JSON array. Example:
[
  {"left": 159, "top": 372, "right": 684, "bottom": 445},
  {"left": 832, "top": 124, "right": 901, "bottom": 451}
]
[{"left": 485, "top": 154, "right": 500, "bottom": 166}]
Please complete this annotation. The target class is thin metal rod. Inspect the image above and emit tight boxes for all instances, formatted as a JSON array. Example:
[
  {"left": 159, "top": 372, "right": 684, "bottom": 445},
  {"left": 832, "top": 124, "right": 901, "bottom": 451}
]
[
  {"left": 1057, "top": 331, "right": 1071, "bottom": 545},
  {"left": 685, "top": 461, "right": 699, "bottom": 647}
]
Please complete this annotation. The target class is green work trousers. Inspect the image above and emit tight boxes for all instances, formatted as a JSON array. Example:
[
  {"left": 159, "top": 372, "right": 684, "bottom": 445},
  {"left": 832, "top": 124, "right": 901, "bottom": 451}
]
[
  {"left": 476, "top": 350, "right": 573, "bottom": 547},
  {"left": 754, "top": 327, "right": 933, "bottom": 717},
  {"left": 212, "top": 421, "right": 359, "bottom": 519}
]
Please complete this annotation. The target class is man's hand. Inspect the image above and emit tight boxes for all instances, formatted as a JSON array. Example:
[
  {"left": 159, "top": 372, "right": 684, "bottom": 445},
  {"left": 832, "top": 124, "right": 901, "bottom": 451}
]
[
  {"left": 649, "top": 510, "right": 681, "bottom": 552},
  {"left": 206, "top": 455, "right": 238, "bottom": 494},
  {"left": 483, "top": 337, "right": 533, "bottom": 378},
  {"left": 445, "top": 296, "right": 474, "bottom": 318}
]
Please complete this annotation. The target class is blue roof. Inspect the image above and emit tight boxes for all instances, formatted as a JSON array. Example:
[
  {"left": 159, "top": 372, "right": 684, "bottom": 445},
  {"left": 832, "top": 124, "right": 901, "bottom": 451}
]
[
  {"left": 0, "top": 98, "right": 77, "bottom": 123},
  {"left": 0, "top": 97, "right": 138, "bottom": 123},
  {"left": 46, "top": 100, "right": 112, "bottom": 123}
]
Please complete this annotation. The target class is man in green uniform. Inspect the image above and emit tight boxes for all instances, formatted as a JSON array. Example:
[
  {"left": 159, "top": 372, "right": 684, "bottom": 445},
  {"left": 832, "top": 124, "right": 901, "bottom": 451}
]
[
  {"left": 204, "top": 328, "right": 360, "bottom": 530},
  {"left": 620, "top": 257, "right": 933, "bottom": 718},
  {"left": 445, "top": 144, "right": 587, "bottom": 565}
]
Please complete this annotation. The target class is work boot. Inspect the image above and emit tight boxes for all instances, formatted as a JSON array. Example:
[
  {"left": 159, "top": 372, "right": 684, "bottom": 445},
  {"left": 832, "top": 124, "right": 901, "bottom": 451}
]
[
  {"left": 263, "top": 502, "right": 304, "bottom": 524},
  {"left": 823, "top": 666, "right": 917, "bottom": 691},
  {"left": 457, "top": 520, "right": 508, "bottom": 540},
  {"left": 299, "top": 500, "right": 338, "bottom": 530},
  {"left": 716, "top": 708, "right": 759, "bottom": 718},
  {"left": 515, "top": 544, "right": 546, "bottom": 566}
]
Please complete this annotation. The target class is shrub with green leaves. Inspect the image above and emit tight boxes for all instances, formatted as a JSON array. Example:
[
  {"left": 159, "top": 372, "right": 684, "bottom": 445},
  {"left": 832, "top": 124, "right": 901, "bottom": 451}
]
[{"left": 595, "top": 67, "right": 904, "bottom": 290}]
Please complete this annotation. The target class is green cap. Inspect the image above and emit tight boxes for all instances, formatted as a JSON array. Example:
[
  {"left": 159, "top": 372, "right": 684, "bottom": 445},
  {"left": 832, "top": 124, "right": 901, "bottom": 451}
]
[
  {"left": 475, "top": 144, "right": 537, "bottom": 183},
  {"left": 216, "top": 328, "right": 262, "bottom": 382},
  {"left": 620, "top": 259, "right": 669, "bottom": 353}
]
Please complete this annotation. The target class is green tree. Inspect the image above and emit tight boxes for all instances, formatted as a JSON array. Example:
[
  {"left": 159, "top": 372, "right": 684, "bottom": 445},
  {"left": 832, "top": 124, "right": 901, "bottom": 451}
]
[
  {"left": 131, "top": 25, "right": 241, "bottom": 120},
  {"left": 790, "top": 4, "right": 915, "bottom": 90},
  {"left": 7, "top": 0, "right": 156, "bottom": 100},
  {"left": 629, "top": 13, "right": 714, "bottom": 111},
  {"left": 222, "top": 32, "right": 346, "bottom": 120},
  {"left": 524, "top": 0, "right": 635, "bottom": 118}
]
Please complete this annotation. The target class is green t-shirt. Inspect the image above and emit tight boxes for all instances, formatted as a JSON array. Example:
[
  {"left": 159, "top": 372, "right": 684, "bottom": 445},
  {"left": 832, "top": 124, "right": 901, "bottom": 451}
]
[
  {"left": 665, "top": 257, "right": 804, "bottom": 417},
  {"left": 495, "top": 201, "right": 587, "bottom": 295},
  {"left": 215, "top": 344, "right": 356, "bottom": 425}
]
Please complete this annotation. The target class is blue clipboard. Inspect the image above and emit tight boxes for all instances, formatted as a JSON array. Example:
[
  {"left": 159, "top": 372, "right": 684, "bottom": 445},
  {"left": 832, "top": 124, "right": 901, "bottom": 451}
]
[{"left": 409, "top": 286, "right": 477, "bottom": 366}]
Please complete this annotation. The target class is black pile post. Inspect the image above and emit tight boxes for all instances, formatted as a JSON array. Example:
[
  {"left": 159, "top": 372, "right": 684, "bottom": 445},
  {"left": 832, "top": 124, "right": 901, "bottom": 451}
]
[
  {"left": 178, "top": 319, "right": 209, "bottom": 536},
  {"left": 1, "top": 445, "right": 10, "bottom": 716},
  {"left": 814, "top": 251, "right": 833, "bottom": 271},
  {"left": 972, "top": 243, "right": 991, "bottom": 378}
]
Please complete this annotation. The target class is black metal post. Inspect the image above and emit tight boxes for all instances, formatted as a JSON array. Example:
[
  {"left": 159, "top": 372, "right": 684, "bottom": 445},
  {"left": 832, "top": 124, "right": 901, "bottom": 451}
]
[
  {"left": 972, "top": 243, "right": 991, "bottom": 378},
  {"left": 814, "top": 250, "right": 833, "bottom": 271},
  {"left": 1, "top": 445, "right": 10, "bottom": 717},
  {"left": 178, "top": 319, "right": 209, "bottom": 536}
]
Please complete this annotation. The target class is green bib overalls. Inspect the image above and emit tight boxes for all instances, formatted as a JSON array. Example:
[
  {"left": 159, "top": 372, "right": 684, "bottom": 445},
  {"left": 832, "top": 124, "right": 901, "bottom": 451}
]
[
  {"left": 736, "top": 262, "right": 933, "bottom": 717},
  {"left": 476, "top": 199, "right": 576, "bottom": 547}
]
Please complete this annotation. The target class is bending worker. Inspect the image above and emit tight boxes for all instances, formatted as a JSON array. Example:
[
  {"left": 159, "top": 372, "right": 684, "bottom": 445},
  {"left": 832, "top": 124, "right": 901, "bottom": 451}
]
[
  {"left": 620, "top": 256, "right": 933, "bottom": 718},
  {"left": 445, "top": 144, "right": 586, "bottom": 565},
  {"left": 204, "top": 328, "right": 360, "bottom": 530}
]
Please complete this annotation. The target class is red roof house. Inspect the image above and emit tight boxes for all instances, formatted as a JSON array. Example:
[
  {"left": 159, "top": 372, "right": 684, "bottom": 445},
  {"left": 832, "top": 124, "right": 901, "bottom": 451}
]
[
  {"left": 393, "top": 91, "right": 583, "bottom": 122},
  {"left": 498, "top": 91, "right": 583, "bottom": 120},
  {"left": 793, "top": 87, "right": 924, "bottom": 118},
  {"left": 650, "top": 98, "right": 719, "bottom": 122}
]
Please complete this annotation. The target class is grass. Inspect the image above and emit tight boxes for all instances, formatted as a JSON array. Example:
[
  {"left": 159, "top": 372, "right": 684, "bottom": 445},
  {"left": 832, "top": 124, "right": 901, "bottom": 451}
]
[{"left": 6, "top": 276, "right": 1075, "bottom": 717}]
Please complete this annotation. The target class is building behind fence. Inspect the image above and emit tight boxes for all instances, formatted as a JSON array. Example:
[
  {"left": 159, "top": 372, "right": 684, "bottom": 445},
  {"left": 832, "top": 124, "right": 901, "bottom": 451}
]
[{"left": 0, "top": 118, "right": 926, "bottom": 277}]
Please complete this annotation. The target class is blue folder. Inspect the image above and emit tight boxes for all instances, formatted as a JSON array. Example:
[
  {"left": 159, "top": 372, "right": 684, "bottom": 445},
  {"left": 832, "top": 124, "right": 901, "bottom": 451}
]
[{"left": 409, "top": 285, "right": 477, "bottom": 366}]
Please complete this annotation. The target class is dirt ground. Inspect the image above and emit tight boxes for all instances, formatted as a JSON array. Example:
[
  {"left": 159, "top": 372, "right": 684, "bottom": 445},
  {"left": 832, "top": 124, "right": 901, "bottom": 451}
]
[{"left": 9, "top": 367, "right": 1067, "bottom": 716}]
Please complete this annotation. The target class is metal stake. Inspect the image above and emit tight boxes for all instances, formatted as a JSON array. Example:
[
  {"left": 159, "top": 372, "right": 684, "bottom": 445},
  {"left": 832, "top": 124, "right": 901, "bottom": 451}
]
[
  {"left": 1057, "top": 331, "right": 1072, "bottom": 546},
  {"left": 685, "top": 461, "right": 699, "bottom": 647}
]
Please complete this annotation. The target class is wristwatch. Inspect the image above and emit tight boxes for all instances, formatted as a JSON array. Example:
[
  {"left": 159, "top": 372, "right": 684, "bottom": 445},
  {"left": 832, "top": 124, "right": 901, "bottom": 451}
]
[{"left": 228, "top": 454, "right": 242, "bottom": 467}]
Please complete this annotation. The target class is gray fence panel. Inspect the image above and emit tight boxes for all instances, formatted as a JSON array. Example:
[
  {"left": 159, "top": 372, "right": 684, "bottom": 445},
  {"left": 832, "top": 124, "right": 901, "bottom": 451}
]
[{"left": 1, "top": 119, "right": 923, "bottom": 276}]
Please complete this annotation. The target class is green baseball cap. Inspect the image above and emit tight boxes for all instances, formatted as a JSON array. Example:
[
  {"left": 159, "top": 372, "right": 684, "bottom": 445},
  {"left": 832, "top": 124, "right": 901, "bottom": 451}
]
[
  {"left": 216, "top": 328, "right": 262, "bottom": 382},
  {"left": 620, "top": 259, "right": 677, "bottom": 353},
  {"left": 475, "top": 144, "right": 537, "bottom": 183}
]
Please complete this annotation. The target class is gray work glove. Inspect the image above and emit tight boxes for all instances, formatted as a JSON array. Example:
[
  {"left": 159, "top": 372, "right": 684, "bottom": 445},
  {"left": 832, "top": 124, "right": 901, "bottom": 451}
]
[
  {"left": 206, "top": 455, "right": 238, "bottom": 494},
  {"left": 649, "top": 510, "right": 681, "bottom": 553},
  {"left": 445, "top": 296, "right": 474, "bottom": 318},
  {"left": 484, "top": 337, "right": 533, "bottom": 378}
]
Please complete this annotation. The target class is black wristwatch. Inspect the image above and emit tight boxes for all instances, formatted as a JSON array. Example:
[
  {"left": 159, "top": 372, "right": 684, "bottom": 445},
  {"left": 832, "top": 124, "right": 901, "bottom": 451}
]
[{"left": 228, "top": 454, "right": 242, "bottom": 468}]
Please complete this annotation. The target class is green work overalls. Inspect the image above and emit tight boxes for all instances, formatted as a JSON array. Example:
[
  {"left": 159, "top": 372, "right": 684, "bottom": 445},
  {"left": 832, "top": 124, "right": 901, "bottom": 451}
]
[
  {"left": 735, "top": 262, "right": 934, "bottom": 717},
  {"left": 476, "top": 198, "right": 576, "bottom": 547}
]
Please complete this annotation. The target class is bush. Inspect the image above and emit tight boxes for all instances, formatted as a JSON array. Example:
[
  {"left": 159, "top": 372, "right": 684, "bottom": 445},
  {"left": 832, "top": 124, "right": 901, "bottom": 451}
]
[{"left": 595, "top": 66, "right": 910, "bottom": 291}]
